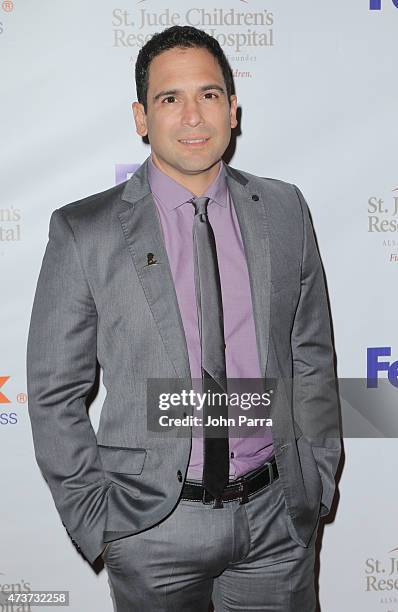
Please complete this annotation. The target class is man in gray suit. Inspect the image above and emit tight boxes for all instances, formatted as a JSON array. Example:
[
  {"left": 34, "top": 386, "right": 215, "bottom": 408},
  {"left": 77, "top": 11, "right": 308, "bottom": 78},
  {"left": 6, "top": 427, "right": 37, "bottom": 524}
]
[{"left": 27, "top": 25, "right": 341, "bottom": 612}]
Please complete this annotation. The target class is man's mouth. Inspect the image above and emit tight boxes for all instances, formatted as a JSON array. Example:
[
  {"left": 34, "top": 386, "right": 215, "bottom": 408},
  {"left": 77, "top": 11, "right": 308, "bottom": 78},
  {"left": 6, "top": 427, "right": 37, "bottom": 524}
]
[{"left": 178, "top": 137, "right": 210, "bottom": 146}]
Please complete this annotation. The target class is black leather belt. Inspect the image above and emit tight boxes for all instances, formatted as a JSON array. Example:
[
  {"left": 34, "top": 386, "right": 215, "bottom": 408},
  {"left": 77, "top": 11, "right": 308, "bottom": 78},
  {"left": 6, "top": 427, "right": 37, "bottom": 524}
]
[{"left": 181, "top": 457, "right": 279, "bottom": 508}]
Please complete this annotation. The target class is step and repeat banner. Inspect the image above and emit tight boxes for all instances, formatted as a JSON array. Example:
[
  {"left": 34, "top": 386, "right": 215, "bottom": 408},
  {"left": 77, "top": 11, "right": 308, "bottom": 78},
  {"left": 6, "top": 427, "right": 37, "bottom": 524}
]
[{"left": 1, "top": 1, "right": 397, "bottom": 610}]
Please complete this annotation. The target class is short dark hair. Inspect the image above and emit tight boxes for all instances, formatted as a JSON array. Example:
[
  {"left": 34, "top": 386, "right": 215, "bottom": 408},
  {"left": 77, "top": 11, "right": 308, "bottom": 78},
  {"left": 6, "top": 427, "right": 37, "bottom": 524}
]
[{"left": 135, "top": 25, "right": 234, "bottom": 113}]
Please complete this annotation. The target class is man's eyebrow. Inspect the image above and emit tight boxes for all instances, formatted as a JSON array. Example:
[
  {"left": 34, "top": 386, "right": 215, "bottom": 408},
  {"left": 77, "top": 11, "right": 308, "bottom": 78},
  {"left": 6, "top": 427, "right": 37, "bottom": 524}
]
[{"left": 153, "top": 84, "right": 226, "bottom": 102}]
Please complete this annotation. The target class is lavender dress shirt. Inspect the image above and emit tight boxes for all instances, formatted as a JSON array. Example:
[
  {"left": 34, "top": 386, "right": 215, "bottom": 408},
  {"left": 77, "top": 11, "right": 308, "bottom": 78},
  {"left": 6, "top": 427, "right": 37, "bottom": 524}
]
[{"left": 147, "top": 156, "right": 274, "bottom": 481}]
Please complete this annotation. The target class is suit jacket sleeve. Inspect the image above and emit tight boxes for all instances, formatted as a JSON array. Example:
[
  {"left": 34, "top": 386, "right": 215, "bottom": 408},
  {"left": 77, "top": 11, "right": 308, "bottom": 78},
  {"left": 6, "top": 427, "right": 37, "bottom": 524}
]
[
  {"left": 26, "top": 209, "right": 110, "bottom": 563},
  {"left": 291, "top": 185, "right": 341, "bottom": 518}
]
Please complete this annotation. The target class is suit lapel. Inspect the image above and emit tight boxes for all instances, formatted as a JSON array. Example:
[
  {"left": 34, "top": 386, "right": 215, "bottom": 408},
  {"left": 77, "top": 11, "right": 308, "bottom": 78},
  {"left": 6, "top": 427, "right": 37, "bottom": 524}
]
[
  {"left": 118, "top": 156, "right": 271, "bottom": 380},
  {"left": 118, "top": 157, "right": 191, "bottom": 379},
  {"left": 223, "top": 163, "right": 271, "bottom": 379}
]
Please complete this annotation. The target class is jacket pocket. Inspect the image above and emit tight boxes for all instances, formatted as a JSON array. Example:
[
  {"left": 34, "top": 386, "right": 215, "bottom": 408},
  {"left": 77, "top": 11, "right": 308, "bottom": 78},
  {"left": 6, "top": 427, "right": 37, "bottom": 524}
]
[{"left": 97, "top": 445, "right": 147, "bottom": 474}]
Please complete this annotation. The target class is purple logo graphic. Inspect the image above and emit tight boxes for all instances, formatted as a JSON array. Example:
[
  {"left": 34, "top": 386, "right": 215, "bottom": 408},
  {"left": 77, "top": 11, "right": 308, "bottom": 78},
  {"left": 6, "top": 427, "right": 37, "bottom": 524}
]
[
  {"left": 367, "top": 347, "right": 398, "bottom": 388},
  {"left": 370, "top": 0, "right": 398, "bottom": 9},
  {"left": 115, "top": 164, "right": 140, "bottom": 185}
]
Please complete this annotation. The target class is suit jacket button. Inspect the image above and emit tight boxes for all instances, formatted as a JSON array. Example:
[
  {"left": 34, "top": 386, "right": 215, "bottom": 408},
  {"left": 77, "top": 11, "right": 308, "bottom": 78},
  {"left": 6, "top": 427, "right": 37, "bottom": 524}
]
[
  {"left": 252, "top": 194, "right": 259, "bottom": 201},
  {"left": 177, "top": 470, "right": 183, "bottom": 482}
]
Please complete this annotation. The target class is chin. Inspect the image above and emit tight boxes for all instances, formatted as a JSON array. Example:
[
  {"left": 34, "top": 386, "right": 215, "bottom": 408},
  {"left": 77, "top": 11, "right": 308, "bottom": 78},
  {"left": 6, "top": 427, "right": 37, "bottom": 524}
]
[{"left": 179, "top": 157, "right": 219, "bottom": 174}]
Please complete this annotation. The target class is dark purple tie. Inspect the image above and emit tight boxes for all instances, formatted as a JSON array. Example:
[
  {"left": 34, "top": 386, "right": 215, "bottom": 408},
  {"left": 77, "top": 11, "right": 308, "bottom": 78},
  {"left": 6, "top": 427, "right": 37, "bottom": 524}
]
[{"left": 191, "top": 196, "right": 229, "bottom": 501}]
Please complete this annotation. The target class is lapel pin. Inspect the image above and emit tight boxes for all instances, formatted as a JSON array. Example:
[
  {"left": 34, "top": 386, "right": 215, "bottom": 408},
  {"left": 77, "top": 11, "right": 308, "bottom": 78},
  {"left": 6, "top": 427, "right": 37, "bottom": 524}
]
[{"left": 146, "top": 252, "right": 158, "bottom": 266}]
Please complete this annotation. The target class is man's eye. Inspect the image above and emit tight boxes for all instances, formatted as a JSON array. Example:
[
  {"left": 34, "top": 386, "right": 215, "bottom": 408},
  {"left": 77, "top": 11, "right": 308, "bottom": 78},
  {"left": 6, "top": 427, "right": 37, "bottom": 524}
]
[
  {"left": 162, "top": 96, "right": 176, "bottom": 104},
  {"left": 204, "top": 92, "right": 218, "bottom": 99}
]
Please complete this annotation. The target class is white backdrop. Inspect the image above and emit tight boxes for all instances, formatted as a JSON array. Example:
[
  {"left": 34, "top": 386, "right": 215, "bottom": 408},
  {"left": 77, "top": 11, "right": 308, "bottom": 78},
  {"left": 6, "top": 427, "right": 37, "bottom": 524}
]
[{"left": 1, "top": 1, "right": 398, "bottom": 610}]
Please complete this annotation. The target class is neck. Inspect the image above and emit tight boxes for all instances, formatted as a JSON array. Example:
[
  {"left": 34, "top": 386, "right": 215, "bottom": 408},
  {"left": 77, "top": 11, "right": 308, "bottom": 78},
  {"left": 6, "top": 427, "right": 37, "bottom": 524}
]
[{"left": 150, "top": 153, "right": 221, "bottom": 196}]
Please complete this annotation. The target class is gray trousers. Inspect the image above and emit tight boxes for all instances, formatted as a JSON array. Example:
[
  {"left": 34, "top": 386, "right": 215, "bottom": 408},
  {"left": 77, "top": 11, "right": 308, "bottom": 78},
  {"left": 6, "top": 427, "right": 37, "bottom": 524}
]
[{"left": 102, "top": 475, "right": 319, "bottom": 611}]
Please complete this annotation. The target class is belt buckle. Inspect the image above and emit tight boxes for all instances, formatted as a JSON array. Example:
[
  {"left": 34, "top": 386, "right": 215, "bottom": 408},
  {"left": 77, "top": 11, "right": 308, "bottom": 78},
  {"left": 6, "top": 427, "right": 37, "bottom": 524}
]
[
  {"left": 201, "top": 488, "right": 224, "bottom": 507},
  {"left": 202, "top": 488, "right": 224, "bottom": 508}
]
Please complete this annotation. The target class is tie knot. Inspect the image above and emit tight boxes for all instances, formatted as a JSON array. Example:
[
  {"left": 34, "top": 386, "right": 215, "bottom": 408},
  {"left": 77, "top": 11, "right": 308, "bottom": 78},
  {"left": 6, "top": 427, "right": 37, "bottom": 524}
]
[{"left": 191, "top": 196, "right": 210, "bottom": 217}]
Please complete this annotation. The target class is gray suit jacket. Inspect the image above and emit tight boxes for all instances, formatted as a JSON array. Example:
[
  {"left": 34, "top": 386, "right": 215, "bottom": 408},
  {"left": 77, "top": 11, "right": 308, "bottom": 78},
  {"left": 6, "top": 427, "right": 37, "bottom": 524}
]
[{"left": 26, "top": 155, "right": 341, "bottom": 565}]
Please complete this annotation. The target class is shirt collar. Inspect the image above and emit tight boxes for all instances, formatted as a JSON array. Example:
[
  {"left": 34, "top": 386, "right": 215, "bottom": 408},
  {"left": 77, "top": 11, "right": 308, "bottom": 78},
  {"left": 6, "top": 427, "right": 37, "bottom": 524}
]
[{"left": 148, "top": 154, "right": 228, "bottom": 212}]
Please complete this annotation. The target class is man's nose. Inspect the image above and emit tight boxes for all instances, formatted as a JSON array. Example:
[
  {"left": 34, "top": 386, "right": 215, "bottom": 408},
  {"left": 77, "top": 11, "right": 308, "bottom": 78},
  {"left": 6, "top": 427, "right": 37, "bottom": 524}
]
[{"left": 181, "top": 100, "right": 204, "bottom": 127}]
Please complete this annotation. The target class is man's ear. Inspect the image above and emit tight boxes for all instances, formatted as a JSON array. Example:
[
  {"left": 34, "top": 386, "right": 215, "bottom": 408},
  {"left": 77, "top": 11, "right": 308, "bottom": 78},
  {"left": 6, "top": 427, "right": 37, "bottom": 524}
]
[
  {"left": 132, "top": 101, "right": 148, "bottom": 137},
  {"left": 229, "top": 95, "right": 238, "bottom": 129}
]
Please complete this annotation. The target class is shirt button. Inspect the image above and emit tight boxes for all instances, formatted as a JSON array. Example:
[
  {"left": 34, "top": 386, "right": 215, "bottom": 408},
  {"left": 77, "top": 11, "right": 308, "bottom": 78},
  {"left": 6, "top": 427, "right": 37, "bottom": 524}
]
[
  {"left": 252, "top": 194, "right": 259, "bottom": 201},
  {"left": 177, "top": 470, "right": 183, "bottom": 482},
  {"left": 230, "top": 452, "right": 234, "bottom": 458}
]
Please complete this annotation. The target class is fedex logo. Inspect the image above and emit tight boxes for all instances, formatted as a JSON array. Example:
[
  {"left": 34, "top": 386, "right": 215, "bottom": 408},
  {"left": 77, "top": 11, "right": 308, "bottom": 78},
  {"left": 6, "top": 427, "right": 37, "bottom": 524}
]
[
  {"left": 370, "top": 0, "right": 398, "bottom": 9},
  {"left": 367, "top": 347, "right": 398, "bottom": 388},
  {"left": 0, "top": 376, "right": 10, "bottom": 403}
]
